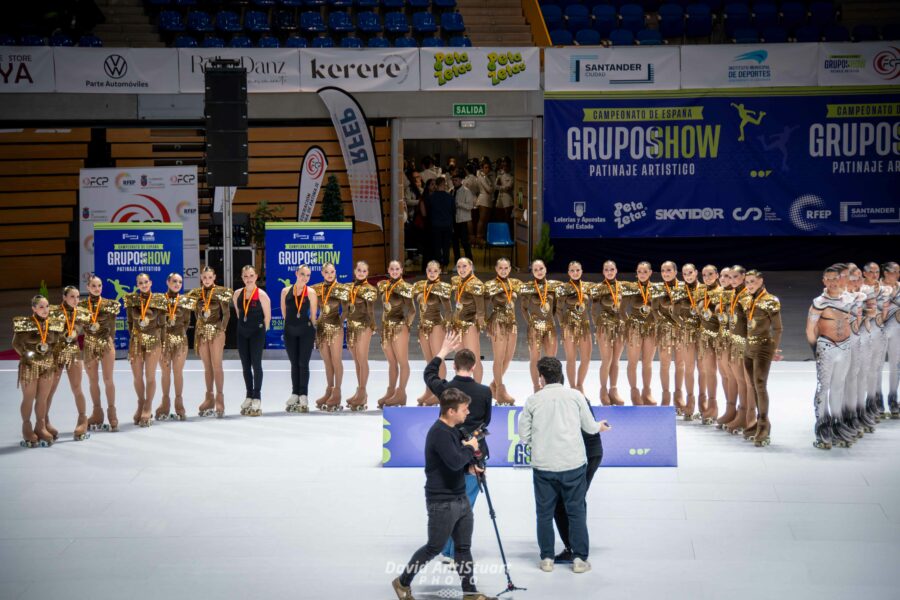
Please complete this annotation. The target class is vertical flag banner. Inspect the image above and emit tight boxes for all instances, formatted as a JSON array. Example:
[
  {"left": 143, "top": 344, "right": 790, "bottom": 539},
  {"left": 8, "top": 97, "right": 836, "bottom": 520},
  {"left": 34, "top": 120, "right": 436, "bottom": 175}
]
[
  {"left": 264, "top": 222, "right": 353, "bottom": 349},
  {"left": 79, "top": 166, "right": 200, "bottom": 290},
  {"left": 297, "top": 145, "right": 329, "bottom": 222},
  {"left": 92, "top": 223, "right": 184, "bottom": 349},
  {"left": 316, "top": 86, "right": 383, "bottom": 228}
]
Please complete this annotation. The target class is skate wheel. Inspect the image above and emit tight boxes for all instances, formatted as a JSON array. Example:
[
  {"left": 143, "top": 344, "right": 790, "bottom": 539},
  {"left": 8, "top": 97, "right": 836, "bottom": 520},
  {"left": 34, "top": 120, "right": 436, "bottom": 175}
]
[
  {"left": 39, "top": 440, "right": 51, "bottom": 448},
  {"left": 300, "top": 407, "right": 309, "bottom": 413},
  {"left": 101, "top": 424, "right": 110, "bottom": 431}
]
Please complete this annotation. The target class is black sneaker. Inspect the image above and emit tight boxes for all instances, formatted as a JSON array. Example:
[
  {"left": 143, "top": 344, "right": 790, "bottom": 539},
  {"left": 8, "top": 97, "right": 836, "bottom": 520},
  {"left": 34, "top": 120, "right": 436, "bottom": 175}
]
[{"left": 554, "top": 548, "right": 575, "bottom": 564}]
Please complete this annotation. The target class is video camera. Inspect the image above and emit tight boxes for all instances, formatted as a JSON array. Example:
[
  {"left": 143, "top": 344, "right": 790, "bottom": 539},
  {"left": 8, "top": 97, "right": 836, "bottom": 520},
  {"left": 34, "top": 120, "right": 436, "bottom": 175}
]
[{"left": 459, "top": 423, "right": 489, "bottom": 470}]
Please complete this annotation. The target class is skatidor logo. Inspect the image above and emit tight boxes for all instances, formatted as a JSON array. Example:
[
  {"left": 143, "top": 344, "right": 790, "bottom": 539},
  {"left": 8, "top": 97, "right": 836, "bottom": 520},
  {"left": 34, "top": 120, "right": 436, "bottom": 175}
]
[{"left": 103, "top": 54, "right": 128, "bottom": 79}]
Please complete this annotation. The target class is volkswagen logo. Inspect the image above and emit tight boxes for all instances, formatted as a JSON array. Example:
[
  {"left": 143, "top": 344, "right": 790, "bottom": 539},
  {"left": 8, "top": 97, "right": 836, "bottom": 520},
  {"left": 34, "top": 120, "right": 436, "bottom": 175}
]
[{"left": 104, "top": 54, "right": 128, "bottom": 79}]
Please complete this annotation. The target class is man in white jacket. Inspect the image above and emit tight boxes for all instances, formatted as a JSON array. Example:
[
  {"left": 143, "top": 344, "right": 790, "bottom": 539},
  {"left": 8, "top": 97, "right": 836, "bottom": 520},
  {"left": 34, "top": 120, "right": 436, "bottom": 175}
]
[
  {"left": 518, "top": 357, "right": 610, "bottom": 574},
  {"left": 451, "top": 173, "right": 474, "bottom": 263}
]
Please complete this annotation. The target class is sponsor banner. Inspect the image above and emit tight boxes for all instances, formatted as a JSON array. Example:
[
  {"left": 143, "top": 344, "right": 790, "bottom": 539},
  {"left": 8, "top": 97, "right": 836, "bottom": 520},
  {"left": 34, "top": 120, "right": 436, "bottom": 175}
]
[
  {"left": 297, "top": 145, "right": 329, "bottom": 221},
  {"left": 317, "top": 87, "right": 383, "bottom": 227},
  {"left": 419, "top": 47, "right": 540, "bottom": 91},
  {"left": 54, "top": 48, "right": 178, "bottom": 93},
  {"left": 544, "top": 46, "right": 680, "bottom": 92},
  {"left": 0, "top": 46, "right": 55, "bottom": 93},
  {"left": 383, "top": 405, "right": 677, "bottom": 468},
  {"left": 681, "top": 44, "right": 818, "bottom": 89},
  {"left": 544, "top": 91, "right": 900, "bottom": 238},
  {"left": 177, "top": 48, "right": 300, "bottom": 93},
  {"left": 264, "top": 222, "right": 353, "bottom": 349},
  {"left": 818, "top": 42, "right": 900, "bottom": 86},
  {"left": 79, "top": 167, "right": 200, "bottom": 289},
  {"left": 93, "top": 223, "right": 183, "bottom": 350},
  {"left": 300, "top": 48, "right": 419, "bottom": 92}
]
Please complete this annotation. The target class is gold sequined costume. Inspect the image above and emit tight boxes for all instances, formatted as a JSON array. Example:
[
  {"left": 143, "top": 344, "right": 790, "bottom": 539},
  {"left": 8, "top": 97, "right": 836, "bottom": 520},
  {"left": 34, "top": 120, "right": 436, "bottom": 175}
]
[
  {"left": 13, "top": 315, "right": 61, "bottom": 387},
  {"left": 485, "top": 277, "right": 522, "bottom": 337},
  {"left": 187, "top": 285, "right": 233, "bottom": 345},
  {"left": 448, "top": 275, "right": 485, "bottom": 336},
  {"left": 654, "top": 280, "right": 685, "bottom": 352},
  {"left": 698, "top": 285, "right": 724, "bottom": 358},
  {"left": 519, "top": 279, "right": 561, "bottom": 346},
  {"left": 621, "top": 281, "right": 656, "bottom": 344},
  {"left": 314, "top": 280, "right": 349, "bottom": 347},
  {"left": 727, "top": 285, "right": 750, "bottom": 360},
  {"left": 673, "top": 281, "right": 705, "bottom": 347},
  {"left": 343, "top": 279, "right": 377, "bottom": 349},
  {"left": 124, "top": 292, "right": 169, "bottom": 361},
  {"left": 49, "top": 304, "right": 90, "bottom": 368},
  {"left": 77, "top": 295, "right": 120, "bottom": 363},
  {"left": 742, "top": 291, "right": 782, "bottom": 356},
  {"left": 412, "top": 279, "right": 452, "bottom": 339},
  {"left": 378, "top": 278, "right": 415, "bottom": 344},
  {"left": 556, "top": 280, "right": 593, "bottom": 343},
  {"left": 590, "top": 279, "right": 625, "bottom": 343},
  {"left": 161, "top": 293, "right": 196, "bottom": 361}
]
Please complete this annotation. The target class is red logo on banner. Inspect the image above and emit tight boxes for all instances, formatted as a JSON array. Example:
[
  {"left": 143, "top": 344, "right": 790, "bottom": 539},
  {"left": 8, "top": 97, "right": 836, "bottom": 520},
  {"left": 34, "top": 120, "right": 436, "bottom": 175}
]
[
  {"left": 873, "top": 47, "right": 900, "bottom": 80},
  {"left": 110, "top": 194, "right": 173, "bottom": 222}
]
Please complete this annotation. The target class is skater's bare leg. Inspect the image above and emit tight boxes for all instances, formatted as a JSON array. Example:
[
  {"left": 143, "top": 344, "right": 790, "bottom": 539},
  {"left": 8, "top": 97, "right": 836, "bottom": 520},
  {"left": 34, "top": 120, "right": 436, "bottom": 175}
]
[{"left": 462, "top": 326, "right": 482, "bottom": 383}]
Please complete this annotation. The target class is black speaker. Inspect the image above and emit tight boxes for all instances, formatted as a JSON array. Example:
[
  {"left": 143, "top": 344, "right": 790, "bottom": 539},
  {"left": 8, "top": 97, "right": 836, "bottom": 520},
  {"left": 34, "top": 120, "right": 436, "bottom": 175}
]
[
  {"left": 205, "top": 247, "right": 254, "bottom": 290},
  {"left": 205, "top": 62, "right": 248, "bottom": 188}
]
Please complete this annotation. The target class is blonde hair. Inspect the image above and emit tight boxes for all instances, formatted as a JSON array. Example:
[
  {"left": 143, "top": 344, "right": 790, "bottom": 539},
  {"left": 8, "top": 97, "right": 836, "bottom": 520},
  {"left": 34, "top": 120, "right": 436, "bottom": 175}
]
[
  {"left": 31, "top": 294, "right": 47, "bottom": 307},
  {"left": 295, "top": 264, "right": 311, "bottom": 274},
  {"left": 242, "top": 265, "right": 257, "bottom": 274},
  {"left": 495, "top": 257, "right": 511, "bottom": 267},
  {"left": 62, "top": 285, "right": 79, "bottom": 297}
]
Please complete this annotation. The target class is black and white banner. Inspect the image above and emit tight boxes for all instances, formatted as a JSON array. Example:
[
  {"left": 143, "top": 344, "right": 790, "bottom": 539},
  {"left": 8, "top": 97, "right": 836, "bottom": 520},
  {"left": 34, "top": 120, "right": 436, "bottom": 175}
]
[
  {"left": 301, "top": 48, "right": 419, "bottom": 92},
  {"left": 317, "top": 87, "right": 382, "bottom": 228},
  {"left": 178, "top": 48, "right": 300, "bottom": 93},
  {"left": 818, "top": 42, "right": 900, "bottom": 86},
  {"left": 681, "top": 44, "right": 819, "bottom": 89},
  {"left": 544, "top": 47, "right": 680, "bottom": 92},
  {"left": 0, "top": 47, "right": 54, "bottom": 93},
  {"left": 297, "top": 145, "right": 328, "bottom": 222},
  {"left": 54, "top": 48, "right": 179, "bottom": 93}
]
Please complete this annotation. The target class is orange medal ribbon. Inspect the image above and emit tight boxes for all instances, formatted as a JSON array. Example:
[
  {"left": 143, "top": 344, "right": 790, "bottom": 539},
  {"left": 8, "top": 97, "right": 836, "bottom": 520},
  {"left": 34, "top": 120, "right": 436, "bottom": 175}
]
[
  {"left": 456, "top": 275, "right": 473, "bottom": 306},
  {"left": 496, "top": 277, "right": 513, "bottom": 304},
  {"left": 534, "top": 279, "right": 548, "bottom": 311},
  {"left": 664, "top": 279, "right": 679, "bottom": 301},
  {"left": 747, "top": 289, "right": 767, "bottom": 322},
  {"left": 61, "top": 304, "right": 76, "bottom": 338},
  {"left": 167, "top": 293, "right": 179, "bottom": 321},
  {"left": 637, "top": 281, "right": 650, "bottom": 307},
  {"left": 605, "top": 279, "right": 620, "bottom": 306},
  {"left": 385, "top": 278, "right": 403, "bottom": 305},
  {"left": 570, "top": 280, "right": 583, "bottom": 305},
  {"left": 243, "top": 287, "right": 257, "bottom": 317},
  {"left": 201, "top": 286, "right": 214, "bottom": 315},
  {"left": 293, "top": 284, "right": 307, "bottom": 314},
  {"left": 423, "top": 280, "right": 437, "bottom": 305},
  {"left": 350, "top": 282, "right": 362, "bottom": 305},
  {"left": 139, "top": 293, "right": 152, "bottom": 323},
  {"left": 730, "top": 287, "right": 747, "bottom": 317},
  {"left": 88, "top": 295, "right": 102, "bottom": 326},
  {"left": 685, "top": 283, "right": 697, "bottom": 311},
  {"left": 323, "top": 280, "right": 336, "bottom": 306},
  {"left": 33, "top": 315, "right": 48, "bottom": 347}
]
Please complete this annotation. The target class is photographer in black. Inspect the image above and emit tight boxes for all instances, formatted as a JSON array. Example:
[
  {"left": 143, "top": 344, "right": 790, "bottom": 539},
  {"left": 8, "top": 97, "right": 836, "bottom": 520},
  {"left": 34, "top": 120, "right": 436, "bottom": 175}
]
[{"left": 392, "top": 388, "right": 496, "bottom": 600}]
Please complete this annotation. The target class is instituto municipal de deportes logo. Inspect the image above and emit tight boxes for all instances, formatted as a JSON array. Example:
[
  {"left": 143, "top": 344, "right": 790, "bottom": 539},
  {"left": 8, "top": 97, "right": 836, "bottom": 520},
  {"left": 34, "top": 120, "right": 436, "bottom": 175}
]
[{"left": 729, "top": 50, "right": 771, "bottom": 83}]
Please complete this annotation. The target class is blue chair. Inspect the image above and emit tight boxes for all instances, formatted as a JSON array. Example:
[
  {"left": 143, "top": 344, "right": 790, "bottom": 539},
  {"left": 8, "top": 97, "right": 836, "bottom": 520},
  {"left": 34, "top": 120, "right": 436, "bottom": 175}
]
[
  {"left": 274, "top": 10, "right": 298, "bottom": 32},
  {"left": 285, "top": 35, "right": 308, "bottom": 46},
  {"left": 852, "top": 24, "right": 878, "bottom": 42},
  {"left": 542, "top": 5, "right": 564, "bottom": 31},
  {"left": 253, "top": 0, "right": 277, "bottom": 5},
  {"left": 549, "top": 28, "right": 574, "bottom": 44},
  {"left": 328, "top": 12, "right": 355, "bottom": 34},
  {"left": 809, "top": 1, "right": 836, "bottom": 28},
  {"left": 216, "top": 11, "right": 243, "bottom": 34},
  {"left": 565, "top": 4, "right": 591, "bottom": 32},
  {"left": 245, "top": 10, "right": 271, "bottom": 33},
  {"left": 412, "top": 12, "right": 438, "bottom": 35},
  {"left": 49, "top": 33, "right": 74, "bottom": 46},
  {"left": 753, "top": 1, "right": 777, "bottom": 28},
  {"left": 159, "top": 10, "right": 186, "bottom": 33},
  {"left": 383, "top": 0, "right": 406, "bottom": 9},
  {"left": 306, "top": 0, "right": 328, "bottom": 6},
  {"left": 230, "top": 34, "right": 254, "bottom": 47},
  {"left": 637, "top": 28, "right": 662, "bottom": 44},
  {"left": 822, "top": 23, "right": 849, "bottom": 42},
  {"left": 434, "top": 0, "right": 457, "bottom": 9},
  {"left": 793, "top": 24, "right": 820, "bottom": 42},
  {"left": 355, "top": 0, "right": 380, "bottom": 7},
  {"left": 202, "top": 35, "right": 227, "bottom": 47},
  {"left": 441, "top": 12, "right": 465, "bottom": 33},
  {"left": 592, "top": 5, "right": 617, "bottom": 37},
  {"left": 732, "top": 26, "right": 758, "bottom": 43},
  {"left": 409, "top": 0, "right": 430, "bottom": 8},
  {"left": 311, "top": 35, "right": 335, "bottom": 47},
  {"left": 187, "top": 11, "right": 215, "bottom": 33},
  {"left": 484, "top": 223, "right": 514, "bottom": 267},
  {"left": 358, "top": 12, "right": 383, "bottom": 34},
  {"left": 258, "top": 35, "right": 281, "bottom": 46},
  {"left": 779, "top": 2, "right": 805, "bottom": 30},
  {"left": 281, "top": 0, "right": 306, "bottom": 5},
  {"left": 385, "top": 12, "right": 410, "bottom": 35},
  {"left": 0, "top": 33, "right": 18, "bottom": 45},
  {"left": 760, "top": 24, "right": 787, "bottom": 43},
  {"left": 78, "top": 34, "right": 103, "bottom": 47},
  {"left": 657, "top": 3, "right": 684, "bottom": 38},
  {"left": 619, "top": 4, "right": 645, "bottom": 33},
  {"left": 339, "top": 35, "right": 362, "bottom": 47},
  {"left": 394, "top": 35, "right": 418, "bottom": 47},
  {"left": 723, "top": 2, "right": 750, "bottom": 37},
  {"left": 448, "top": 34, "right": 472, "bottom": 47},
  {"left": 421, "top": 35, "right": 444, "bottom": 47},
  {"left": 685, "top": 3, "right": 712, "bottom": 38},
  {"left": 300, "top": 11, "right": 327, "bottom": 33},
  {"left": 330, "top": 0, "right": 355, "bottom": 7},
  {"left": 883, "top": 23, "right": 900, "bottom": 40},
  {"left": 367, "top": 36, "right": 390, "bottom": 47},
  {"left": 692, "top": 0, "right": 722, "bottom": 10},
  {"left": 575, "top": 28, "right": 602, "bottom": 45},
  {"left": 19, "top": 35, "right": 47, "bottom": 46},
  {"left": 609, "top": 27, "right": 634, "bottom": 44},
  {"left": 174, "top": 34, "right": 199, "bottom": 47}
]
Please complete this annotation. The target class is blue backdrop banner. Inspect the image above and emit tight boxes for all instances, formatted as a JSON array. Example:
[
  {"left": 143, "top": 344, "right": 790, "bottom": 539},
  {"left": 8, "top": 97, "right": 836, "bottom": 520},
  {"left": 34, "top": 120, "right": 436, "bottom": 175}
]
[
  {"left": 92, "top": 222, "right": 184, "bottom": 350},
  {"left": 264, "top": 222, "right": 353, "bottom": 349},
  {"left": 382, "top": 406, "right": 677, "bottom": 468},
  {"left": 544, "top": 89, "right": 900, "bottom": 238}
]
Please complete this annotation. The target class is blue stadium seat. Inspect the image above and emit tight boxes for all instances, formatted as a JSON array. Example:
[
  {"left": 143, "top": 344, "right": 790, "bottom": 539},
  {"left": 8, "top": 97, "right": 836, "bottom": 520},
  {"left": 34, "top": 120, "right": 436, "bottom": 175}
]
[
  {"left": 723, "top": 3, "right": 750, "bottom": 37},
  {"left": 187, "top": 11, "right": 214, "bottom": 33},
  {"left": 692, "top": 0, "right": 722, "bottom": 10},
  {"left": 300, "top": 11, "right": 327, "bottom": 33},
  {"left": 230, "top": 34, "right": 254, "bottom": 47},
  {"left": 619, "top": 4, "right": 646, "bottom": 34},
  {"left": 393, "top": 35, "right": 418, "bottom": 47},
  {"left": 852, "top": 24, "right": 878, "bottom": 42},
  {"left": 732, "top": 26, "right": 758, "bottom": 43},
  {"left": 78, "top": 34, "right": 103, "bottom": 47},
  {"left": 809, "top": 1, "right": 836, "bottom": 28},
  {"left": 657, "top": 3, "right": 684, "bottom": 39},
  {"left": 331, "top": 0, "right": 354, "bottom": 7},
  {"left": 340, "top": 35, "right": 363, "bottom": 47},
  {"left": 245, "top": 10, "right": 271, "bottom": 33},
  {"left": 882, "top": 23, "right": 900, "bottom": 40},
  {"left": 441, "top": 12, "right": 465, "bottom": 33},
  {"left": 822, "top": 23, "right": 849, "bottom": 42},
  {"left": 202, "top": 35, "right": 226, "bottom": 47},
  {"left": 216, "top": 11, "right": 243, "bottom": 34},
  {"left": 433, "top": 0, "right": 457, "bottom": 9},
  {"left": 542, "top": 5, "right": 564, "bottom": 31},
  {"left": 752, "top": 1, "right": 777, "bottom": 29},
  {"left": 609, "top": 27, "right": 634, "bottom": 44},
  {"left": 285, "top": 35, "right": 308, "bottom": 47},
  {"left": 760, "top": 24, "right": 787, "bottom": 43},
  {"left": 421, "top": 35, "right": 444, "bottom": 47},
  {"left": 565, "top": 5, "right": 591, "bottom": 32},
  {"left": 274, "top": 10, "right": 299, "bottom": 32},
  {"left": 174, "top": 34, "right": 198, "bottom": 47},
  {"left": 311, "top": 35, "right": 335, "bottom": 47},
  {"left": 357, "top": 12, "right": 383, "bottom": 34},
  {"left": 328, "top": 12, "right": 355, "bottom": 34},
  {"left": 779, "top": 2, "right": 805, "bottom": 30},
  {"left": 558, "top": 0, "right": 581, "bottom": 7},
  {"left": 384, "top": 12, "right": 410, "bottom": 35},
  {"left": 355, "top": 0, "right": 379, "bottom": 7},
  {"left": 281, "top": 0, "right": 306, "bottom": 5},
  {"left": 592, "top": 5, "right": 617, "bottom": 37},
  {"left": 306, "top": 0, "right": 328, "bottom": 6},
  {"left": 367, "top": 36, "right": 390, "bottom": 47},
  {"left": 685, "top": 3, "right": 712, "bottom": 38},
  {"left": 793, "top": 24, "right": 820, "bottom": 42},
  {"left": 148, "top": 0, "right": 172, "bottom": 6},
  {"left": 252, "top": 0, "right": 277, "bottom": 6},
  {"left": 257, "top": 35, "right": 281, "bottom": 46},
  {"left": 408, "top": 0, "right": 430, "bottom": 8},
  {"left": 575, "top": 28, "right": 601, "bottom": 45},
  {"left": 0, "top": 33, "right": 17, "bottom": 46},
  {"left": 413, "top": 12, "right": 438, "bottom": 35},
  {"left": 448, "top": 34, "right": 472, "bottom": 47},
  {"left": 159, "top": 10, "right": 186, "bottom": 33},
  {"left": 549, "top": 28, "right": 574, "bottom": 44},
  {"left": 173, "top": 0, "right": 198, "bottom": 6},
  {"left": 636, "top": 28, "right": 662, "bottom": 44},
  {"left": 49, "top": 33, "right": 74, "bottom": 46},
  {"left": 382, "top": 0, "right": 406, "bottom": 9}
]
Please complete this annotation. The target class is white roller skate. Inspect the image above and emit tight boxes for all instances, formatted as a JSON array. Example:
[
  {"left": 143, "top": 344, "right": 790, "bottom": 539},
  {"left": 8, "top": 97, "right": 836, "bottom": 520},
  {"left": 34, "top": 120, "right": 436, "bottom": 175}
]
[
  {"left": 239, "top": 397, "right": 253, "bottom": 416},
  {"left": 298, "top": 395, "right": 309, "bottom": 413},
  {"left": 286, "top": 394, "right": 301, "bottom": 413},
  {"left": 248, "top": 399, "right": 262, "bottom": 416}
]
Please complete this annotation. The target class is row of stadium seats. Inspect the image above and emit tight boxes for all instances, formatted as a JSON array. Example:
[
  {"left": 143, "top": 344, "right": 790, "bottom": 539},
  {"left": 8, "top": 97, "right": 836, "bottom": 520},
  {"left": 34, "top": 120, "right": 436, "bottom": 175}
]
[
  {"left": 172, "top": 32, "right": 471, "bottom": 46},
  {"left": 148, "top": 0, "right": 458, "bottom": 9},
  {"left": 539, "top": 0, "right": 837, "bottom": 11},
  {"left": 0, "top": 33, "right": 103, "bottom": 47}
]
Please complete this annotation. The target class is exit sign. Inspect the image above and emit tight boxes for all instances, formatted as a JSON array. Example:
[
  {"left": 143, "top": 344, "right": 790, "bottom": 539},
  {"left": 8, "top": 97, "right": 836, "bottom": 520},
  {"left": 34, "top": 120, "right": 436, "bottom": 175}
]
[{"left": 453, "top": 103, "right": 486, "bottom": 117}]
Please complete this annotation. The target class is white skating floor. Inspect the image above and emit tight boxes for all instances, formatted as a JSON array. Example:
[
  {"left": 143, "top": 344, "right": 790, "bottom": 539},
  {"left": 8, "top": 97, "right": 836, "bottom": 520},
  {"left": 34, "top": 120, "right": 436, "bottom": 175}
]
[{"left": 1, "top": 359, "right": 899, "bottom": 600}]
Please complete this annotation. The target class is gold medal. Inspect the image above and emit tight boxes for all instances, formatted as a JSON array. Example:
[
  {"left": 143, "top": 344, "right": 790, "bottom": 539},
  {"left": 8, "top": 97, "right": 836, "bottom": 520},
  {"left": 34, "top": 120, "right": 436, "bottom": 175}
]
[
  {"left": 541, "top": 303, "right": 550, "bottom": 315},
  {"left": 323, "top": 304, "right": 331, "bottom": 315},
  {"left": 33, "top": 316, "right": 50, "bottom": 355},
  {"left": 456, "top": 302, "right": 463, "bottom": 311},
  {"left": 702, "top": 309, "right": 713, "bottom": 320},
  {"left": 203, "top": 310, "right": 211, "bottom": 319},
  {"left": 640, "top": 305, "right": 651, "bottom": 316},
  {"left": 690, "top": 307, "right": 699, "bottom": 317},
  {"left": 384, "top": 301, "right": 392, "bottom": 312},
  {"left": 167, "top": 317, "right": 176, "bottom": 327},
  {"left": 575, "top": 302, "right": 585, "bottom": 313},
  {"left": 37, "top": 343, "right": 49, "bottom": 354},
  {"left": 89, "top": 322, "right": 99, "bottom": 332},
  {"left": 349, "top": 303, "right": 356, "bottom": 314},
  {"left": 749, "top": 318, "right": 757, "bottom": 329},
  {"left": 139, "top": 318, "right": 150, "bottom": 328},
  {"left": 718, "top": 313, "right": 728, "bottom": 324},
  {"left": 66, "top": 335, "right": 76, "bottom": 344}
]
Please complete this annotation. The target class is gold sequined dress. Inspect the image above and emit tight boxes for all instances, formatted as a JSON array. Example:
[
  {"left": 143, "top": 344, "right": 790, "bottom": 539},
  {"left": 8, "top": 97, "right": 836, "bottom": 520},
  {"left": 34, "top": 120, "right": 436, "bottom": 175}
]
[
  {"left": 314, "top": 280, "right": 349, "bottom": 347},
  {"left": 485, "top": 277, "right": 522, "bottom": 337},
  {"left": 698, "top": 284, "right": 724, "bottom": 358},
  {"left": 378, "top": 278, "right": 415, "bottom": 344},
  {"left": 188, "top": 285, "right": 233, "bottom": 344},
  {"left": 78, "top": 295, "right": 120, "bottom": 362},
  {"left": 726, "top": 285, "right": 750, "bottom": 360},
  {"left": 161, "top": 292, "right": 196, "bottom": 361},
  {"left": 519, "top": 279, "right": 561, "bottom": 346},
  {"left": 622, "top": 281, "right": 656, "bottom": 344},
  {"left": 412, "top": 278, "right": 452, "bottom": 339},
  {"left": 12, "top": 315, "right": 62, "bottom": 387},
  {"left": 448, "top": 275, "right": 485, "bottom": 336},
  {"left": 590, "top": 279, "right": 625, "bottom": 343},
  {"left": 343, "top": 279, "right": 377, "bottom": 349},
  {"left": 741, "top": 290, "right": 782, "bottom": 361},
  {"left": 124, "top": 292, "right": 169, "bottom": 361},
  {"left": 49, "top": 304, "right": 90, "bottom": 368},
  {"left": 653, "top": 280, "right": 685, "bottom": 352},
  {"left": 673, "top": 281, "right": 705, "bottom": 347},
  {"left": 556, "top": 280, "right": 593, "bottom": 343}
]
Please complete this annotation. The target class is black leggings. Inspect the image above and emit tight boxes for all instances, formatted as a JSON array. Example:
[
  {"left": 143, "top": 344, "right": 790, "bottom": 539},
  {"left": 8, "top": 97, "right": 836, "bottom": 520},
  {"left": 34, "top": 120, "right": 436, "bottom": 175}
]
[
  {"left": 554, "top": 454, "right": 602, "bottom": 551},
  {"left": 237, "top": 326, "right": 266, "bottom": 399},
  {"left": 285, "top": 323, "right": 315, "bottom": 395}
]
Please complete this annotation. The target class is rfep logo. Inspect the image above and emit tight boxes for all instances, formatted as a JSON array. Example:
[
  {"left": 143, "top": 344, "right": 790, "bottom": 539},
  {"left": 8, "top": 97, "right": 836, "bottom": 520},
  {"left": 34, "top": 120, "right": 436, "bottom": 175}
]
[
  {"left": 115, "top": 172, "right": 136, "bottom": 191},
  {"left": 789, "top": 194, "right": 829, "bottom": 232},
  {"left": 873, "top": 47, "right": 900, "bottom": 80}
]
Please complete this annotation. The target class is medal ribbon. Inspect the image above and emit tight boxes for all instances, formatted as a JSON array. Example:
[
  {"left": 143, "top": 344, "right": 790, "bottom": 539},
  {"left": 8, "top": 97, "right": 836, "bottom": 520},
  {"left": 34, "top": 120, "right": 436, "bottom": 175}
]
[
  {"left": 201, "top": 286, "right": 214, "bottom": 314},
  {"left": 664, "top": 279, "right": 679, "bottom": 301},
  {"left": 167, "top": 293, "right": 179, "bottom": 320},
  {"left": 456, "top": 275, "right": 474, "bottom": 305},
  {"left": 322, "top": 280, "right": 336, "bottom": 308},
  {"left": 243, "top": 287, "right": 258, "bottom": 317},
  {"left": 534, "top": 279, "right": 548, "bottom": 311},
  {"left": 605, "top": 279, "right": 619, "bottom": 306},
  {"left": 139, "top": 293, "right": 152, "bottom": 323},
  {"left": 424, "top": 280, "right": 436, "bottom": 305},
  {"left": 685, "top": 283, "right": 697, "bottom": 310},
  {"left": 747, "top": 289, "right": 767, "bottom": 322},
  {"left": 637, "top": 281, "right": 650, "bottom": 307},
  {"left": 292, "top": 284, "right": 307, "bottom": 314},
  {"left": 496, "top": 277, "right": 513, "bottom": 304},
  {"left": 88, "top": 295, "right": 102, "bottom": 326},
  {"left": 730, "top": 287, "right": 747, "bottom": 317},
  {"left": 33, "top": 315, "right": 48, "bottom": 346},
  {"left": 61, "top": 304, "right": 76, "bottom": 337},
  {"left": 570, "top": 279, "right": 583, "bottom": 305},
  {"left": 385, "top": 278, "right": 403, "bottom": 305},
  {"left": 350, "top": 281, "right": 364, "bottom": 306}
]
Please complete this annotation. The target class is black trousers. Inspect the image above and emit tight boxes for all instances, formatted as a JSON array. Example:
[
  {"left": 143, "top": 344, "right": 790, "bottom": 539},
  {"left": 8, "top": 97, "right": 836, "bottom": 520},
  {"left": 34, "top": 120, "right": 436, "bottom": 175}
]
[
  {"left": 452, "top": 221, "right": 472, "bottom": 263},
  {"left": 237, "top": 326, "right": 266, "bottom": 399},
  {"left": 284, "top": 322, "right": 315, "bottom": 395},
  {"left": 553, "top": 454, "right": 602, "bottom": 551},
  {"left": 432, "top": 227, "right": 453, "bottom": 268}
]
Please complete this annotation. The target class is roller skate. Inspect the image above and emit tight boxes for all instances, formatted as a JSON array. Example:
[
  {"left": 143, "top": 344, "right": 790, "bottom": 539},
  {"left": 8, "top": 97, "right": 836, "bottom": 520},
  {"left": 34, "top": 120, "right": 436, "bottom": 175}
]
[
  {"left": 382, "top": 389, "right": 408, "bottom": 408},
  {"left": 286, "top": 394, "right": 302, "bottom": 413},
  {"left": 155, "top": 396, "right": 171, "bottom": 421},
  {"left": 198, "top": 392, "right": 216, "bottom": 417},
  {"left": 673, "top": 390, "right": 686, "bottom": 416},
  {"left": 20, "top": 422, "right": 39, "bottom": 448},
  {"left": 641, "top": 388, "right": 657, "bottom": 406},
  {"left": 630, "top": 388, "right": 643, "bottom": 406},
  {"left": 608, "top": 387, "right": 625, "bottom": 406},
  {"left": 44, "top": 419, "right": 60, "bottom": 441},
  {"left": 865, "top": 395, "right": 881, "bottom": 422},
  {"left": 599, "top": 388, "right": 611, "bottom": 406},
  {"left": 34, "top": 419, "right": 54, "bottom": 447},
  {"left": 214, "top": 392, "right": 225, "bottom": 418},
  {"left": 417, "top": 389, "right": 437, "bottom": 407},
  {"left": 239, "top": 397, "right": 252, "bottom": 415},
  {"left": 376, "top": 386, "right": 397, "bottom": 409},
  {"left": 248, "top": 399, "right": 262, "bottom": 417},
  {"left": 73, "top": 414, "right": 90, "bottom": 441},
  {"left": 107, "top": 406, "right": 119, "bottom": 432},
  {"left": 325, "top": 388, "right": 343, "bottom": 412},
  {"left": 844, "top": 408, "right": 864, "bottom": 439},
  {"left": 298, "top": 395, "right": 309, "bottom": 413},
  {"left": 683, "top": 394, "right": 697, "bottom": 421},
  {"left": 315, "top": 386, "right": 333, "bottom": 411},
  {"left": 742, "top": 420, "right": 758, "bottom": 441},
  {"left": 723, "top": 409, "right": 747, "bottom": 435},
  {"left": 717, "top": 402, "right": 737, "bottom": 429},
  {"left": 172, "top": 396, "right": 186, "bottom": 421},
  {"left": 346, "top": 388, "right": 368, "bottom": 412},
  {"left": 752, "top": 417, "right": 771, "bottom": 447},
  {"left": 702, "top": 397, "right": 719, "bottom": 425},
  {"left": 858, "top": 406, "right": 877, "bottom": 433},
  {"left": 876, "top": 391, "right": 888, "bottom": 419},
  {"left": 87, "top": 405, "right": 105, "bottom": 432},
  {"left": 832, "top": 418, "right": 855, "bottom": 448},
  {"left": 813, "top": 416, "right": 832, "bottom": 450},
  {"left": 889, "top": 393, "right": 900, "bottom": 419},
  {"left": 137, "top": 398, "right": 152, "bottom": 428},
  {"left": 498, "top": 383, "right": 516, "bottom": 406}
]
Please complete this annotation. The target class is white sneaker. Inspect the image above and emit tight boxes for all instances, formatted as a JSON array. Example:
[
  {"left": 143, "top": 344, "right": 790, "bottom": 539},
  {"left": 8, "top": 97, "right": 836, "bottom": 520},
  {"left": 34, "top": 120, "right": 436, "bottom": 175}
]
[
  {"left": 539, "top": 558, "right": 554, "bottom": 572},
  {"left": 573, "top": 558, "right": 591, "bottom": 574}
]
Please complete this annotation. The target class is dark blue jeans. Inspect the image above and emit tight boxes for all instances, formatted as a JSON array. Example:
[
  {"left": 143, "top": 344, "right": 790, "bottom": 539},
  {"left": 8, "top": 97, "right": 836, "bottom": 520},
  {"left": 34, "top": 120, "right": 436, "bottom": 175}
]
[
  {"left": 533, "top": 464, "right": 588, "bottom": 560},
  {"left": 442, "top": 473, "right": 480, "bottom": 558}
]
